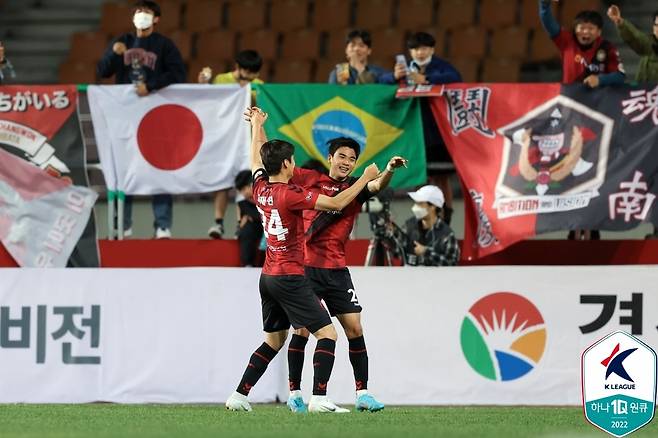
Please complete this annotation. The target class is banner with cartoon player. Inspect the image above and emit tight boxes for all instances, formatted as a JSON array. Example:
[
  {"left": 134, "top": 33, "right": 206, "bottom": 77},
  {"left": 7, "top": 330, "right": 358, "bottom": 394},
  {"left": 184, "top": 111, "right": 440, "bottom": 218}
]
[
  {"left": 256, "top": 84, "right": 426, "bottom": 188},
  {"left": 431, "top": 84, "right": 658, "bottom": 260},
  {"left": 0, "top": 85, "right": 100, "bottom": 267}
]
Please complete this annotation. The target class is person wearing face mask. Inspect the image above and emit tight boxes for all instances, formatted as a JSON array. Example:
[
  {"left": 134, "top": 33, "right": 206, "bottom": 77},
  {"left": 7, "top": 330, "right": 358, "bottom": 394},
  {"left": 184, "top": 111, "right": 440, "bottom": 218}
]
[
  {"left": 198, "top": 50, "right": 264, "bottom": 240},
  {"left": 539, "top": 0, "right": 625, "bottom": 89},
  {"left": 380, "top": 32, "right": 462, "bottom": 225},
  {"left": 402, "top": 185, "right": 459, "bottom": 267},
  {"left": 97, "top": 0, "right": 186, "bottom": 240},
  {"left": 328, "top": 30, "right": 391, "bottom": 85}
]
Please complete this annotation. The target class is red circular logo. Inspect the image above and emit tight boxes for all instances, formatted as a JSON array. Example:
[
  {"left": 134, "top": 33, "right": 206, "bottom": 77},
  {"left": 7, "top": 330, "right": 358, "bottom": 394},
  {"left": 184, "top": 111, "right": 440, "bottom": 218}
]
[{"left": 136, "top": 104, "right": 203, "bottom": 170}]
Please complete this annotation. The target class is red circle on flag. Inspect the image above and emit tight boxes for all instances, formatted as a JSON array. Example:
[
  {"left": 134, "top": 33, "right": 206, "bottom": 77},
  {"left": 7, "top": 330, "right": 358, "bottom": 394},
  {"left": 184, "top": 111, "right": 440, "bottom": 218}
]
[{"left": 136, "top": 104, "right": 203, "bottom": 170}]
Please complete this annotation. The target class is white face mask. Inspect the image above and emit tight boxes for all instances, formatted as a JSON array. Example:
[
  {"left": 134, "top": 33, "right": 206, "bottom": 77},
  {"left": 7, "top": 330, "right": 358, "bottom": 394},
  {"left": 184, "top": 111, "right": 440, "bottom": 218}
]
[
  {"left": 412, "top": 204, "right": 428, "bottom": 220},
  {"left": 133, "top": 12, "right": 154, "bottom": 30},
  {"left": 412, "top": 57, "right": 432, "bottom": 68}
]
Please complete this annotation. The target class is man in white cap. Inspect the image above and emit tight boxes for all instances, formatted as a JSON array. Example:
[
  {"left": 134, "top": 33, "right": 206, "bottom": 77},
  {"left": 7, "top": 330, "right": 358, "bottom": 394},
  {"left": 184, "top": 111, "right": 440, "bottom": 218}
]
[{"left": 403, "top": 185, "right": 460, "bottom": 266}]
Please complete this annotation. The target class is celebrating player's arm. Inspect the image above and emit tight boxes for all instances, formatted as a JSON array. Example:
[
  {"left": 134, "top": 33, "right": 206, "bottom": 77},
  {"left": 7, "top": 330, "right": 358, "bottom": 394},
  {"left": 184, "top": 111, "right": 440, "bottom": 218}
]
[
  {"left": 314, "top": 163, "right": 380, "bottom": 211},
  {"left": 246, "top": 107, "right": 269, "bottom": 172},
  {"left": 366, "top": 156, "right": 407, "bottom": 194}
]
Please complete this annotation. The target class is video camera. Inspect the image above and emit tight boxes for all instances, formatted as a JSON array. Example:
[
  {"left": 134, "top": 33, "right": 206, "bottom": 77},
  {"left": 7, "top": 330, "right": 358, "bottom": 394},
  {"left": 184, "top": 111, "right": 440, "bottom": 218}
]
[{"left": 362, "top": 188, "right": 407, "bottom": 265}]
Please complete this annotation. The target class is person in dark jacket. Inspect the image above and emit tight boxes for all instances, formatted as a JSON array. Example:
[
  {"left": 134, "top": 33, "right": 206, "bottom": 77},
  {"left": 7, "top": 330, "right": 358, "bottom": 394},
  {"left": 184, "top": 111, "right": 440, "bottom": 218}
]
[
  {"left": 0, "top": 41, "right": 16, "bottom": 84},
  {"left": 402, "top": 185, "right": 459, "bottom": 266},
  {"left": 97, "top": 0, "right": 186, "bottom": 239},
  {"left": 234, "top": 170, "right": 264, "bottom": 267}
]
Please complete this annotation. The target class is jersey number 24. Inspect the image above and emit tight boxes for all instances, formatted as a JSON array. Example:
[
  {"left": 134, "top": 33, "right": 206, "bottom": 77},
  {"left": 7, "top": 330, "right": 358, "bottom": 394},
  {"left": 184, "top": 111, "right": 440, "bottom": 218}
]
[{"left": 256, "top": 207, "right": 289, "bottom": 241}]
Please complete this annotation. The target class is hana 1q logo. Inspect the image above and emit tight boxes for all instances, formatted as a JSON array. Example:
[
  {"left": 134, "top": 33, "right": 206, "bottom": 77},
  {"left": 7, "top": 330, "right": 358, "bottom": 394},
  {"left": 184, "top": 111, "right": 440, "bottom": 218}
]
[
  {"left": 582, "top": 331, "right": 657, "bottom": 437},
  {"left": 460, "top": 292, "right": 547, "bottom": 381}
]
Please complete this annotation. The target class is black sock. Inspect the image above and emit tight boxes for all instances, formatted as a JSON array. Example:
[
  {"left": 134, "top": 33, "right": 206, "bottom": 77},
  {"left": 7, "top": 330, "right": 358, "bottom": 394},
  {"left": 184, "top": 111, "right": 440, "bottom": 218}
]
[
  {"left": 348, "top": 336, "right": 369, "bottom": 391},
  {"left": 236, "top": 342, "right": 278, "bottom": 396},
  {"left": 312, "top": 338, "right": 336, "bottom": 396},
  {"left": 288, "top": 334, "right": 308, "bottom": 391},
  {"left": 215, "top": 218, "right": 224, "bottom": 225}
]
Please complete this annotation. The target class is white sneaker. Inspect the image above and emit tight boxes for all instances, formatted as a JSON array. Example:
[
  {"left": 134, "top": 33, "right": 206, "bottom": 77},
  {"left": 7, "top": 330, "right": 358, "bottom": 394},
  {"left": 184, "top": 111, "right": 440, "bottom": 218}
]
[
  {"left": 123, "top": 227, "right": 133, "bottom": 238},
  {"left": 225, "top": 391, "right": 252, "bottom": 412},
  {"left": 155, "top": 228, "right": 171, "bottom": 239},
  {"left": 308, "top": 395, "right": 350, "bottom": 413},
  {"left": 208, "top": 223, "right": 224, "bottom": 239}
]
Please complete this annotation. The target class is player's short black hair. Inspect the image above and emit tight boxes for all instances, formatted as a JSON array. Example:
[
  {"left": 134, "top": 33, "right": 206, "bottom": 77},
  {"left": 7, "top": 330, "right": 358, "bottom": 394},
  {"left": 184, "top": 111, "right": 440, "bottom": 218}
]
[
  {"left": 235, "top": 50, "right": 263, "bottom": 73},
  {"left": 327, "top": 137, "right": 360, "bottom": 159},
  {"left": 407, "top": 32, "right": 436, "bottom": 49},
  {"left": 133, "top": 0, "right": 161, "bottom": 17},
  {"left": 346, "top": 29, "right": 372, "bottom": 47},
  {"left": 261, "top": 139, "right": 295, "bottom": 176},
  {"left": 234, "top": 169, "right": 253, "bottom": 191},
  {"left": 301, "top": 159, "right": 328, "bottom": 174},
  {"left": 653, "top": 11, "right": 658, "bottom": 24},
  {"left": 574, "top": 10, "right": 603, "bottom": 29}
]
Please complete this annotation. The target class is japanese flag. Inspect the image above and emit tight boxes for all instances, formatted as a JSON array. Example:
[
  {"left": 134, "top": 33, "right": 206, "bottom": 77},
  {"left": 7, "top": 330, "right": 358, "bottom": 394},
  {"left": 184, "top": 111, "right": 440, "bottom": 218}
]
[{"left": 88, "top": 84, "right": 251, "bottom": 195}]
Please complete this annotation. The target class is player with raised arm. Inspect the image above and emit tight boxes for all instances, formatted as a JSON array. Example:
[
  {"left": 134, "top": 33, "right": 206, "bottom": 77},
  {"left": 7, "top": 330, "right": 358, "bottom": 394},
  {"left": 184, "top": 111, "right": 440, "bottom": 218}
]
[
  {"left": 225, "top": 108, "right": 380, "bottom": 413},
  {"left": 286, "top": 137, "right": 407, "bottom": 413}
]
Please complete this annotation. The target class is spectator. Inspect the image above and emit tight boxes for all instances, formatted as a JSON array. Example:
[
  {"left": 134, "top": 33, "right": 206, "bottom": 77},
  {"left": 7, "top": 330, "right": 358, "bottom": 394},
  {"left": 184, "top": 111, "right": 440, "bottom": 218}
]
[
  {"left": 234, "top": 170, "right": 263, "bottom": 267},
  {"left": 381, "top": 31, "right": 462, "bottom": 224},
  {"left": 0, "top": 41, "right": 16, "bottom": 84},
  {"left": 97, "top": 0, "right": 186, "bottom": 239},
  {"left": 607, "top": 5, "right": 658, "bottom": 238},
  {"left": 539, "top": 0, "right": 625, "bottom": 88},
  {"left": 328, "top": 30, "right": 390, "bottom": 84},
  {"left": 539, "top": 0, "right": 624, "bottom": 240},
  {"left": 198, "top": 50, "right": 264, "bottom": 239},
  {"left": 402, "top": 185, "right": 459, "bottom": 266}
]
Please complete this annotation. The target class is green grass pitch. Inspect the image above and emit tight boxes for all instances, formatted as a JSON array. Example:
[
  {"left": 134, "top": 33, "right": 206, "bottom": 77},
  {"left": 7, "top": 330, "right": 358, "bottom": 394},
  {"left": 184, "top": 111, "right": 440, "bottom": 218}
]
[{"left": 0, "top": 404, "right": 656, "bottom": 438}]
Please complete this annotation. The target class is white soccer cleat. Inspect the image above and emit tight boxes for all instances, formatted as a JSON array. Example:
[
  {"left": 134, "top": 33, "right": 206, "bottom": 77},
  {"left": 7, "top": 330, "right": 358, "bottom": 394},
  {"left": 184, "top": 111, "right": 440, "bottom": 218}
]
[
  {"left": 225, "top": 391, "right": 252, "bottom": 412},
  {"left": 308, "top": 395, "right": 350, "bottom": 413},
  {"left": 155, "top": 227, "right": 171, "bottom": 239}
]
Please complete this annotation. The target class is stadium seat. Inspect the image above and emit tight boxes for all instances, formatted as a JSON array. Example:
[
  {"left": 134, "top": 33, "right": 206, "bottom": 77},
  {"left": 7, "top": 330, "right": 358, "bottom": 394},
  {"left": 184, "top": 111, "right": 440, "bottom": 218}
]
[
  {"left": 186, "top": 58, "right": 230, "bottom": 83},
  {"left": 481, "top": 57, "right": 521, "bottom": 82},
  {"left": 100, "top": 2, "right": 134, "bottom": 36},
  {"left": 226, "top": 0, "right": 267, "bottom": 31},
  {"left": 184, "top": 0, "right": 222, "bottom": 33},
  {"left": 313, "top": 0, "right": 352, "bottom": 31},
  {"left": 369, "top": 28, "right": 406, "bottom": 63},
  {"left": 438, "top": 0, "right": 476, "bottom": 31},
  {"left": 448, "top": 57, "right": 480, "bottom": 82},
  {"left": 270, "top": 0, "right": 310, "bottom": 31},
  {"left": 271, "top": 60, "right": 313, "bottom": 83},
  {"left": 479, "top": 0, "right": 519, "bottom": 29},
  {"left": 490, "top": 27, "right": 529, "bottom": 58},
  {"left": 240, "top": 30, "right": 279, "bottom": 60},
  {"left": 396, "top": 0, "right": 435, "bottom": 29},
  {"left": 324, "top": 28, "right": 350, "bottom": 60},
  {"left": 68, "top": 32, "right": 109, "bottom": 63},
  {"left": 449, "top": 26, "right": 488, "bottom": 58},
  {"left": 167, "top": 30, "right": 193, "bottom": 62},
  {"left": 354, "top": 0, "right": 395, "bottom": 30},
  {"left": 196, "top": 30, "right": 237, "bottom": 64},
  {"left": 561, "top": 0, "right": 601, "bottom": 23},
  {"left": 157, "top": 0, "right": 183, "bottom": 34},
  {"left": 59, "top": 60, "right": 97, "bottom": 84},
  {"left": 281, "top": 29, "right": 321, "bottom": 60},
  {"left": 529, "top": 30, "right": 560, "bottom": 62},
  {"left": 313, "top": 58, "right": 337, "bottom": 82},
  {"left": 521, "top": 0, "right": 557, "bottom": 29}
]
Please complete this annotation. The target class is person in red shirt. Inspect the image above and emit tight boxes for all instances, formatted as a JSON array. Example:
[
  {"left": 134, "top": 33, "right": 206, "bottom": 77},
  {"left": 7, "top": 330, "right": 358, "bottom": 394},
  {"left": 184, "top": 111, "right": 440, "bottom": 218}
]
[
  {"left": 225, "top": 108, "right": 380, "bottom": 413},
  {"left": 539, "top": 0, "right": 625, "bottom": 88},
  {"left": 285, "top": 137, "right": 407, "bottom": 413}
]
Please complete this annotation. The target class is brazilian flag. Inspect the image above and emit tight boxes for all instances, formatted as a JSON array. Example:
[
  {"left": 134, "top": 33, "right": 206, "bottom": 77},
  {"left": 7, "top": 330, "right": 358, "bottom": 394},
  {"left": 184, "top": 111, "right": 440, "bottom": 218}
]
[{"left": 255, "top": 84, "right": 426, "bottom": 188}]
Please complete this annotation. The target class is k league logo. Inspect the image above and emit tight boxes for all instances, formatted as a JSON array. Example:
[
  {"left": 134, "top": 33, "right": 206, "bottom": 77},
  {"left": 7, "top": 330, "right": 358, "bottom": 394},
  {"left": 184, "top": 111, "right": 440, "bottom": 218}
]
[{"left": 582, "top": 331, "right": 657, "bottom": 437}]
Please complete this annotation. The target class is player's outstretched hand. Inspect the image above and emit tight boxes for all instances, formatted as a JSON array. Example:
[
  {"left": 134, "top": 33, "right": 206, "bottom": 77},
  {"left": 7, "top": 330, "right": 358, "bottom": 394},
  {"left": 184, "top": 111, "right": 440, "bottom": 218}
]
[
  {"left": 244, "top": 107, "right": 268, "bottom": 124},
  {"left": 363, "top": 163, "right": 380, "bottom": 181},
  {"left": 387, "top": 156, "right": 408, "bottom": 171},
  {"left": 607, "top": 5, "right": 623, "bottom": 26}
]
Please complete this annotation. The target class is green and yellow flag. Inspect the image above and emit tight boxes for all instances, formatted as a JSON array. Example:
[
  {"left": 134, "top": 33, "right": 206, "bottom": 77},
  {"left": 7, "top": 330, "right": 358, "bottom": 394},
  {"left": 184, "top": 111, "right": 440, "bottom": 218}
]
[{"left": 255, "top": 84, "right": 426, "bottom": 188}]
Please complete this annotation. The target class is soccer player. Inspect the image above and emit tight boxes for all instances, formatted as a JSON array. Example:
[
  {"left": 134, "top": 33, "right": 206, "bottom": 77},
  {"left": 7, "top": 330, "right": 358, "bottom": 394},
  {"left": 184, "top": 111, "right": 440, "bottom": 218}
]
[
  {"left": 285, "top": 137, "right": 407, "bottom": 413},
  {"left": 225, "top": 109, "right": 380, "bottom": 413}
]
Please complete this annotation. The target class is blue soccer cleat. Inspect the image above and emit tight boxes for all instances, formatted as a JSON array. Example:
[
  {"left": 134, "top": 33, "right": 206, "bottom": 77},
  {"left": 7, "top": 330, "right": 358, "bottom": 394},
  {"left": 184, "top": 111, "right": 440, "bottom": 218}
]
[
  {"left": 287, "top": 391, "right": 308, "bottom": 413},
  {"left": 355, "top": 392, "right": 385, "bottom": 412}
]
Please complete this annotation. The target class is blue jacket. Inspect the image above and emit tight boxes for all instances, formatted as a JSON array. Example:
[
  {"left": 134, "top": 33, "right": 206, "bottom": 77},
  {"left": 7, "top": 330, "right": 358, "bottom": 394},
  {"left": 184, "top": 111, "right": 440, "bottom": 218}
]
[
  {"left": 327, "top": 63, "right": 391, "bottom": 84},
  {"left": 379, "top": 56, "right": 462, "bottom": 84}
]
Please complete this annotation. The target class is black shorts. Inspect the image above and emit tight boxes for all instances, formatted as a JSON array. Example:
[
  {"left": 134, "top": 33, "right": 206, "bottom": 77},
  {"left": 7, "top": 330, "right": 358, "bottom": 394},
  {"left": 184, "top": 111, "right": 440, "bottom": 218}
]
[
  {"left": 259, "top": 274, "right": 332, "bottom": 333},
  {"left": 305, "top": 267, "right": 362, "bottom": 316}
]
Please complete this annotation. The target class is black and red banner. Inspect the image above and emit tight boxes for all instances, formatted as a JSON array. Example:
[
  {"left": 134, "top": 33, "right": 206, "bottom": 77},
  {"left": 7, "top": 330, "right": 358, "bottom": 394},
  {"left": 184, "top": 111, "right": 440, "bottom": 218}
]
[
  {"left": 431, "top": 84, "right": 658, "bottom": 260},
  {"left": 0, "top": 85, "right": 99, "bottom": 267}
]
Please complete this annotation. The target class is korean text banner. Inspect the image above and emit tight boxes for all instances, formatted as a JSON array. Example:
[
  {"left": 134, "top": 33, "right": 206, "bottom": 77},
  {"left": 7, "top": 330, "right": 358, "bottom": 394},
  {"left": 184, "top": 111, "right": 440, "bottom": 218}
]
[
  {"left": 431, "top": 84, "right": 658, "bottom": 260},
  {"left": 256, "top": 84, "right": 426, "bottom": 188},
  {"left": 0, "top": 85, "right": 100, "bottom": 267}
]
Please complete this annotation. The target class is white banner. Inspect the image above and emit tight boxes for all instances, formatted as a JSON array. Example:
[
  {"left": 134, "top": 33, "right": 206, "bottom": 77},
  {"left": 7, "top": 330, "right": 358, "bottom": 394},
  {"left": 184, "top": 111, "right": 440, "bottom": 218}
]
[
  {"left": 88, "top": 84, "right": 250, "bottom": 195},
  {"left": 0, "top": 267, "right": 656, "bottom": 405}
]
